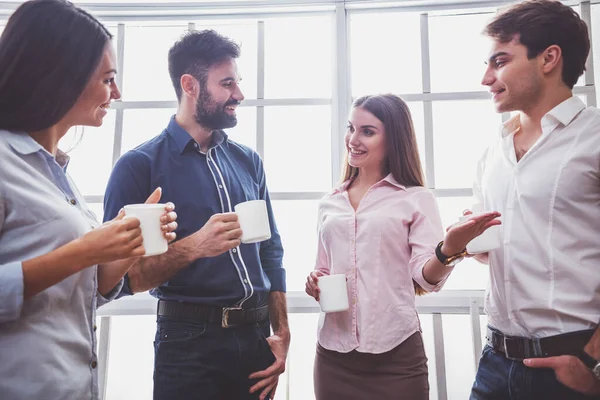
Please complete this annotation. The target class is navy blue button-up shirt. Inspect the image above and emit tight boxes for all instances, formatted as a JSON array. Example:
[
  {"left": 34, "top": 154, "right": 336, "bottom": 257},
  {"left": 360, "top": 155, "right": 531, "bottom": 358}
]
[{"left": 103, "top": 116, "right": 285, "bottom": 308}]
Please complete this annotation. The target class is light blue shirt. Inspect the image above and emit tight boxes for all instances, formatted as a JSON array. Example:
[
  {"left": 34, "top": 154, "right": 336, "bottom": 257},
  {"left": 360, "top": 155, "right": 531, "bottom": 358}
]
[{"left": 0, "top": 130, "right": 123, "bottom": 399}]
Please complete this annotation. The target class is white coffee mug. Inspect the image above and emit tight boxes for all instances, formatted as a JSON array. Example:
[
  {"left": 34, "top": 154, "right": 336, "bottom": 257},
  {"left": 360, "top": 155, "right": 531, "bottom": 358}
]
[
  {"left": 234, "top": 200, "right": 272, "bottom": 244},
  {"left": 458, "top": 213, "right": 502, "bottom": 254},
  {"left": 123, "top": 204, "right": 168, "bottom": 257},
  {"left": 317, "top": 274, "right": 350, "bottom": 313}
]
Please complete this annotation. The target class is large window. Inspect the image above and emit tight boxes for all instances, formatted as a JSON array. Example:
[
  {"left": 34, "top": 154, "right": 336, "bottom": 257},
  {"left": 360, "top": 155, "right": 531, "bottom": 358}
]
[{"left": 1, "top": 1, "right": 598, "bottom": 399}]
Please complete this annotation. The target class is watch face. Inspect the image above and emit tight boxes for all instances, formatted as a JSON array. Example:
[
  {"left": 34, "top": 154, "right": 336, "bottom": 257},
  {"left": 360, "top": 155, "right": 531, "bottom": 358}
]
[{"left": 593, "top": 363, "right": 600, "bottom": 379}]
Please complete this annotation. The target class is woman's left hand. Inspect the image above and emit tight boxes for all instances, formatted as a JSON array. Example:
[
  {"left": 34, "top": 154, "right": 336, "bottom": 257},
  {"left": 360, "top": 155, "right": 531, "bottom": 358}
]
[
  {"left": 442, "top": 211, "right": 501, "bottom": 255},
  {"left": 145, "top": 187, "right": 178, "bottom": 243}
]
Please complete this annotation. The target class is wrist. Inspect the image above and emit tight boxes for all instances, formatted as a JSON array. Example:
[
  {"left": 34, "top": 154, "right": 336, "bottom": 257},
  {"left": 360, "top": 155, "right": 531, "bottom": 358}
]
[
  {"left": 274, "top": 328, "right": 291, "bottom": 342},
  {"left": 440, "top": 243, "right": 461, "bottom": 257}
]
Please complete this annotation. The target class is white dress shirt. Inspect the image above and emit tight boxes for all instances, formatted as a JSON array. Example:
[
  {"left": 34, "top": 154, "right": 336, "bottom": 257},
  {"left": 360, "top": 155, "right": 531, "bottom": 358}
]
[
  {"left": 474, "top": 96, "right": 600, "bottom": 338},
  {"left": 0, "top": 130, "right": 122, "bottom": 399}
]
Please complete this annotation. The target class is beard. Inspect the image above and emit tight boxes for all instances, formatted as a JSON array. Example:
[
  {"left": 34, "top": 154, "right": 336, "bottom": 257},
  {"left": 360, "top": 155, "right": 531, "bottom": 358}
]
[{"left": 194, "top": 89, "right": 239, "bottom": 130}]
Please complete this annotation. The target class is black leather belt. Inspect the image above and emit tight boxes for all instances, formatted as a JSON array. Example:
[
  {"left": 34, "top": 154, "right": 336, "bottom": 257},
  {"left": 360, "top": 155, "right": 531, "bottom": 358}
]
[
  {"left": 486, "top": 325, "right": 595, "bottom": 361},
  {"left": 157, "top": 300, "right": 269, "bottom": 328}
]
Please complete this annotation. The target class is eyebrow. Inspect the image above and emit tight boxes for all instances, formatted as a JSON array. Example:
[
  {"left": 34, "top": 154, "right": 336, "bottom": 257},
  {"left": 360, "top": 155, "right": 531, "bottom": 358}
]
[
  {"left": 104, "top": 69, "right": 118, "bottom": 75},
  {"left": 485, "top": 51, "right": 510, "bottom": 65},
  {"left": 220, "top": 77, "right": 240, "bottom": 83},
  {"left": 348, "top": 122, "right": 379, "bottom": 130}
]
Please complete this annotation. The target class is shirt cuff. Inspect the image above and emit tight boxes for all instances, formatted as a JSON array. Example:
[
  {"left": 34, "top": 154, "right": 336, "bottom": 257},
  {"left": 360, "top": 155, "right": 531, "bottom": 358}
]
[
  {"left": 0, "top": 262, "right": 24, "bottom": 323},
  {"left": 97, "top": 278, "right": 124, "bottom": 308},
  {"left": 265, "top": 267, "right": 286, "bottom": 292},
  {"left": 413, "top": 256, "right": 448, "bottom": 293}
]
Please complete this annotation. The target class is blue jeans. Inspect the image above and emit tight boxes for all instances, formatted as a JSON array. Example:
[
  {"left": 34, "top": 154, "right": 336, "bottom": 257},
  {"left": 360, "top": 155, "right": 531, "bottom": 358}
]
[
  {"left": 153, "top": 316, "right": 276, "bottom": 400},
  {"left": 470, "top": 345, "right": 598, "bottom": 400}
]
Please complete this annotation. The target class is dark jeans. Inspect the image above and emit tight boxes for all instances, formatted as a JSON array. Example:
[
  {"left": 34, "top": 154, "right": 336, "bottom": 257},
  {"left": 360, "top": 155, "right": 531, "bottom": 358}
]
[
  {"left": 470, "top": 345, "right": 599, "bottom": 400},
  {"left": 153, "top": 316, "right": 276, "bottom": 400}
]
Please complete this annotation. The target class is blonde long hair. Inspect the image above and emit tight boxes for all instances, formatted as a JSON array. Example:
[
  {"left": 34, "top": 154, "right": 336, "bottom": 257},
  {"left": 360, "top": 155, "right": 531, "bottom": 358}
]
[{"left": 342, "top": 94, "right": 428, "bottom": 296}]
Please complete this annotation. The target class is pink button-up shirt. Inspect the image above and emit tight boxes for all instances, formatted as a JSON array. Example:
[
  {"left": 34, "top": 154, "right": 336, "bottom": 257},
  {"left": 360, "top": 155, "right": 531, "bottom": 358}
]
[{"left": 315, "top": 174, "right": 446, "bottom": 354}]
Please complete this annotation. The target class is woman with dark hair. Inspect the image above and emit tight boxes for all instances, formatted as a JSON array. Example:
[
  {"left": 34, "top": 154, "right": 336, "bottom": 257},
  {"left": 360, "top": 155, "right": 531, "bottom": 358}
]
[
  {"left": 305, "top": 94, "right": 501, "bottom": 399},
  {"left": 0, "top": 1, "right": 177, "bottom": 398}
]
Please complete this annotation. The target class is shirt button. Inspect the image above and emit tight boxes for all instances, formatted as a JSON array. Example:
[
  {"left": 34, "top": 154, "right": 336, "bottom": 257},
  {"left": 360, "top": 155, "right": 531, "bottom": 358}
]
[
  {"left": 219, "top": 185, "right": 223, "bottom": 189},
  {"left": 243, "top": 279, "right": 248, "bottom": 284},
  {"left": 232, "top": 249, "right": 237, "bottom": 253},
  {"left": 69, "top": 199, "right": 77, "bottom": 205},
  {"left": 193, "top": 143, "right": 198, "bottom": 148},
  {"left": 91, "top": 361, "right": 97, "bottom": 369}
]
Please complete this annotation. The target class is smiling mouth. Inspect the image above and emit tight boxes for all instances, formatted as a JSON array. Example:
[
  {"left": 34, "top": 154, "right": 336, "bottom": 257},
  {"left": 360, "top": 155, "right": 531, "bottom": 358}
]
[
  {"left": 350, "top": 149, "right": 366, "bottom": 155},
  {"left": 490, "top": 89, "right": 506, "bottom": 98},
  {"left": 99, "top": 103, "right": 111, "bottom": 110}
]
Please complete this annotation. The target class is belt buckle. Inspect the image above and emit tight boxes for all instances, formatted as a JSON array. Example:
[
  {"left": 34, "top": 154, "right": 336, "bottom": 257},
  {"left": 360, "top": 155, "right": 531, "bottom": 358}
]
[
  {"left": 221, "top": 307, "right": 242, "bottom": 328},
  {"left": 503, "top": 336, "right": 526, "bottom": 361}
]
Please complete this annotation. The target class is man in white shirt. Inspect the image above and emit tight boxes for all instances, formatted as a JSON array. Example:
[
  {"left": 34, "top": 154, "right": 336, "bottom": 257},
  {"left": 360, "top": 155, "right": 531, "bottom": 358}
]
[{"left": 469, "top": 1, "right": 600, "bottom": 399}]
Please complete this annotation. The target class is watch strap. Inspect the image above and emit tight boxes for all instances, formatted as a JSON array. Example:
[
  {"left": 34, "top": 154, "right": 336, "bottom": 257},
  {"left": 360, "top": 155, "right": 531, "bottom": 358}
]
[{"left": 578, "top": 349, "right": 598, "bottom": 370}]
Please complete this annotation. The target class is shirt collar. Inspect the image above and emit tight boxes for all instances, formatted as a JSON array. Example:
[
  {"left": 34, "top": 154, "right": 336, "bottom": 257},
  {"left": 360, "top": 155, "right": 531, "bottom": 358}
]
[
  {"left": 166, "top": 115, "right": 228, "bottom": 154},
  {"left": 500, "top": 96, "right": 586, "bottom": 138},
  {"left": 332, "top": 173, "right": 407, "bottom": 194},
  {"left": 5, "top": 130, "right": 70, "bottom": 169}
]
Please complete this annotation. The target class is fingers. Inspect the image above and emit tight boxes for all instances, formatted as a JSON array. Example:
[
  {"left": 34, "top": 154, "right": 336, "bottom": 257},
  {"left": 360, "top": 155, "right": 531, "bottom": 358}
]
[
  {"left": 249, "top": 362, "right": 279, "bottom": 380},
  {"left": 260, "top": 381, "right": 278, "bottom": 400},
  {"left": 164, "top": 232, "right": 177, "bottom": 242},
  {"left": 160, "top": 211, "right": 177, "bottom": 224},
  {"left": 120, "top": 216, "right": 141, "bottom": 230},
  {"left": 144, "top": 187, "right": 162, "bottom": 204},
  {"left": 112, "top": 208, "right": 126, "bottom": 222},
  {"left": 213, "top": 212, "right": 239, "bottom": 223},
  {"left": 225, "top": 228, "right": 243, "bottom": 240},
  {"left": 524, "top": 356, "right": 559, "bottom": 369},
  {"left": 161, "top": 221, "right": 178, "bottom": 233},
  {"left": 462, "top": 209, "right": 473, "bottom": 216}
]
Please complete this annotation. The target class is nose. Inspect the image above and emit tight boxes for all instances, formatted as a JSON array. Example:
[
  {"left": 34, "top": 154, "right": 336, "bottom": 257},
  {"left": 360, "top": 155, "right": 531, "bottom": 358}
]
[
  {"left": 233, "top": 84, "right": 244, "bottom": 103},
  {"left": 111, "top": 83, "right": 122, "bottom": 101},
  {"left": 348, "top": 131, "right": 361, "bottom": 148},
  {"left": 481, "top": 66, "right": 495, "bottom": 87}
]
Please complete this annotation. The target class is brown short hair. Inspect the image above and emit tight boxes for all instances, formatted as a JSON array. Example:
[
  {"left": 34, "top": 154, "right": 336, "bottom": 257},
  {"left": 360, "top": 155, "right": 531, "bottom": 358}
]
[{"left": 483, "top": 0, "right": 590, "bottom": 89}]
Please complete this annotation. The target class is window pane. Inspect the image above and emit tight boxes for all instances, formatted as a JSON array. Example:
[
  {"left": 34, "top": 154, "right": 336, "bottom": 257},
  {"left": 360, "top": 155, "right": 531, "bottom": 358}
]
[
  {"left": 121, "top": 109, "right": 176, "bottom": 154},
  {"left": 272, "top": 200, "right": 319, "bottom": 292},
  {"left": 123, "top": 24, "right": 189, "bottom": 101},
  {"left": 436, "top": 196, "right": 489, "bottom": 290},
  {"left": 193, "top": 21, "right": 258, "bottom": 99},
  {"left": 87, "top": 203, "right": 104, "bottom": 223},
  {"left": 264, "top": 106, "right": 331, "bottom": 192},
  {"left": 287, "top": 313, "right": 319, "bottom": 400},
  {"left": 59, "top": 111, "right": 116, "bottom": 196},
  {"left": 264, "top": 16, "right": 333, "bottom": 98},
  {"left": 429, "top": 12, "right": 494, "bottom": 92},
  {"left": 104, "top": 315, "right": 156, "bottom": 400},
  {"left": 433, "top": 100, "right": 501, "bottom": 189},
  {"left": 350, "top": 12, "right": 422, "bottom": 96},
  {"left": 121, "top": 107, "right": 256, "bottom": 154}
]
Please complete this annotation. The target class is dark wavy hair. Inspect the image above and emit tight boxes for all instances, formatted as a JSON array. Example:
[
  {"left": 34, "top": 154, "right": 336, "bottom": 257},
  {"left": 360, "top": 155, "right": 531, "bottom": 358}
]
[
  {"left": 168, "top": 29, "right": 240, "bottom": 101},
  {"left": 0, "top": 0, "right": 112, "bottom": 132},
  {"left": 483, "top": 0, "right": 590, "bottom": 89}
]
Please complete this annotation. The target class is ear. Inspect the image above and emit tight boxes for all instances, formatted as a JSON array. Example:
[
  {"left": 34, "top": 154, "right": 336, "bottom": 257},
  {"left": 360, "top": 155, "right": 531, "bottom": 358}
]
[
  {"left": 541, "top": 44, "right": 562, "bottom": 75},
  {"left": 180, "top": 74, "right": 199, "bottom": 99}
]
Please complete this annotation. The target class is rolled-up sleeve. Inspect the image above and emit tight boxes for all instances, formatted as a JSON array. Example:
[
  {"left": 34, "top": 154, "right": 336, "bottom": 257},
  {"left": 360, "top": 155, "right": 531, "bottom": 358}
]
[
  {"left": 314, "top": 204, "right": 330, "bottom": 276},
  {"left": 96, "top": 278, "right": 124, "bottom": 308},
  {"left": 0, "top": 261, "right": 24, "bottom": 323},
  {"left": 408, "top": 190, "right": 446, "bottom": 293}
]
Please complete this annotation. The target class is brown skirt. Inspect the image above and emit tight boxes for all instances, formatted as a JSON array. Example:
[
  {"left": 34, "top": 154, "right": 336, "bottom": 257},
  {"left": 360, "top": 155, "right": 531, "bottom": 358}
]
[{"left": 314, "top": 331, "right": 429, "bottom": 400}]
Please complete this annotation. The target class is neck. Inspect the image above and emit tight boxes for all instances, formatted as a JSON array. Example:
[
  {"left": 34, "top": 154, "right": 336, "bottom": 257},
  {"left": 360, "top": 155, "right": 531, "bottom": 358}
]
[
  {"left": 519, "top": 84, "right": 572, "bottom": 136},
  {"left": 354, "top": 166, "right": 387, "bottom": 188},
  {"left": 28, "top": 121, "right": 70, "bottom": 156},
  {"left": 175, "top": 105, "right": 214, "bottom": 152}
]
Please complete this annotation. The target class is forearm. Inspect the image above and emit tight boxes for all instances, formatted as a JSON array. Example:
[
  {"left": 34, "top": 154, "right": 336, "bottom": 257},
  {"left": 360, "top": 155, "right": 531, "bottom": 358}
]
[
  {"left": 269, "top": 291, "right": 290, "bottom": 340},
  {"left": 97, "top": 258, "right": 138, "bottom": 296},
  {"left": 127, "top": 234, "right": 202, "bottom": 293},
  {"left": 421, "top": 256, "right": 452, "bottom": 286},
  {"left": 22, "top": 238, "right": 92, "bottom": 299}
]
